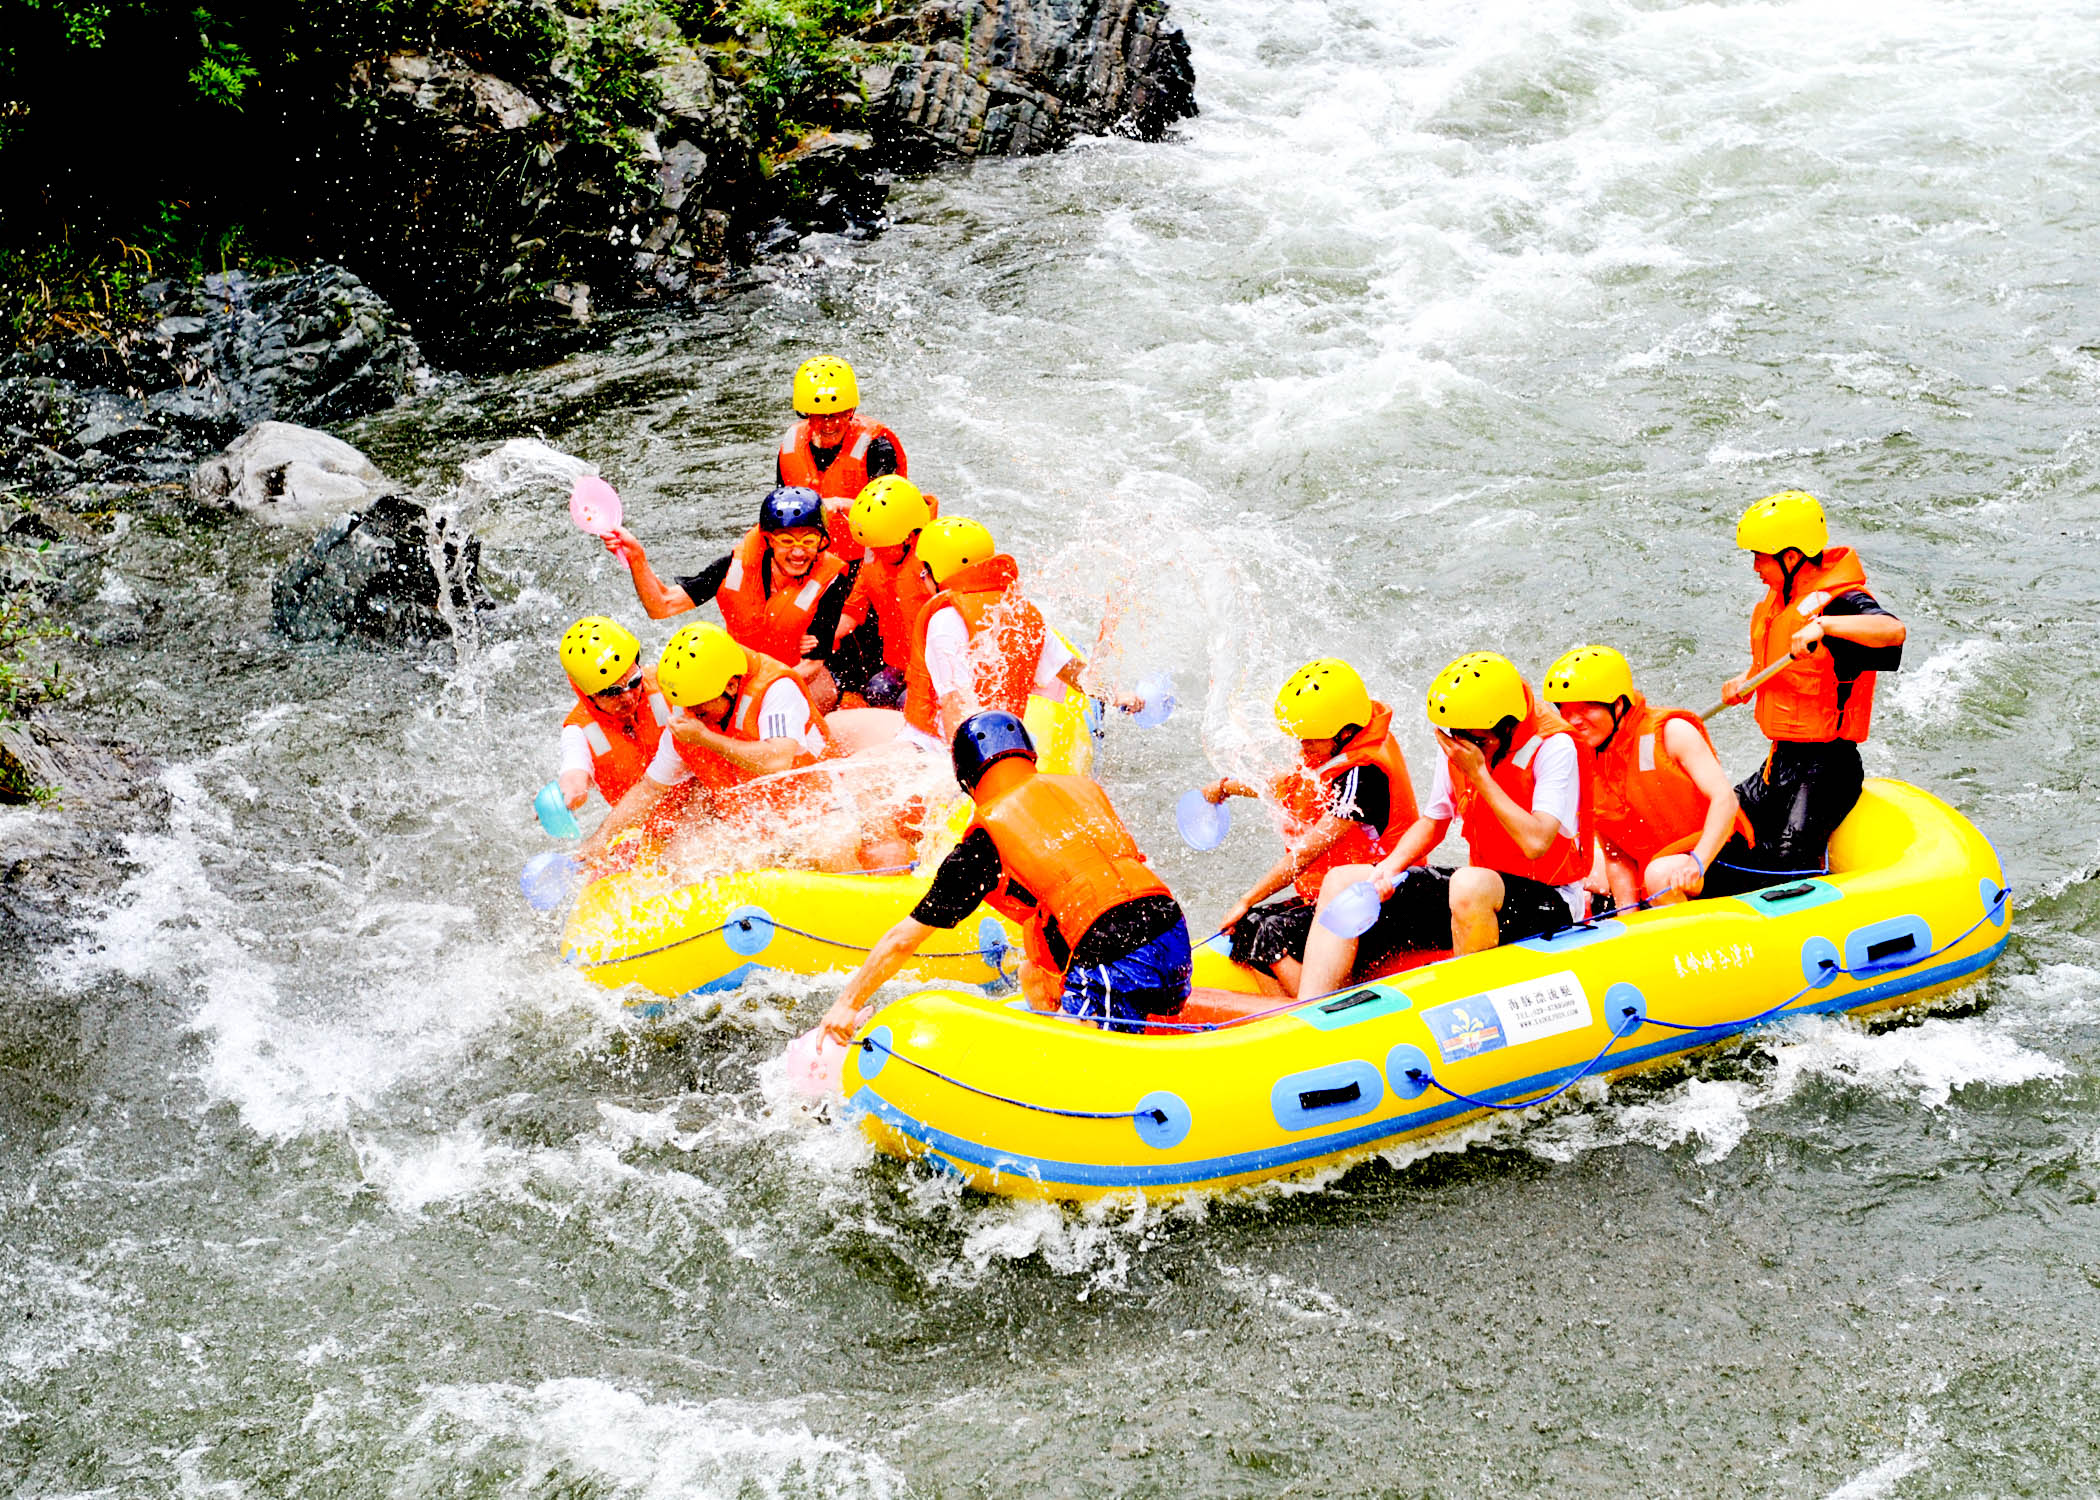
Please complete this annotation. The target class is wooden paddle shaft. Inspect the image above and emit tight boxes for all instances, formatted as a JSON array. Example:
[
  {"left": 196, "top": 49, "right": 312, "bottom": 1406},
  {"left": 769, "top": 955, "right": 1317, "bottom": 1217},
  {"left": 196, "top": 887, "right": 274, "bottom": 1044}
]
[{"left": 1701, "top": 649, "right": 1807, "bottom": 722}]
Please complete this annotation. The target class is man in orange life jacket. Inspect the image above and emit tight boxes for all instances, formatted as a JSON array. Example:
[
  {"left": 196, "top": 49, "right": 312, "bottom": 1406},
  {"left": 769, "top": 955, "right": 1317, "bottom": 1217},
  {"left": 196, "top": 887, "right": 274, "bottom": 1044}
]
[
  {"left": 1201, "top": 658, "right": 1419, "bottom": 995},
  {"left": 1296, "top": 652, "right": 1596, "bottom": 998},
  {"left": 1712, "top": 490, "right": 1904, "bottom": 894},
  {"left": 835, "top": 476, "right": 941, "bottom": 708},
  {"left": 819, "top": 711, "right": 1193, "bottom": 1040},
  {"left": 776, "top": 356, "right": 907, "bottom": 564},
  {"left": 555, "top": 616, "right": 672, "bottom": 812},
  {"left": 598, "top": 487, "right": 856, "bottom": 709},
  {"left": 896, "top": 517, "right": 1090, "bottom": 753},
  {"left": 1541, "top": 645, "right": 1750, "bottom": 907},
  {"left": 581, "top": 623, "right": 834, "bottom": 860}
]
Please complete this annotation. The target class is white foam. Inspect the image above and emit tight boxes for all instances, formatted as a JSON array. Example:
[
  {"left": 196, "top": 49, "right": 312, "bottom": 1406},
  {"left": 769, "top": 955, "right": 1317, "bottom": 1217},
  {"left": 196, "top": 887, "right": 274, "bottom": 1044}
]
[
  {"left": 403, "top": 1378, "right": 902, "bottom": 1499},
  {"left": 0, "top": 1251, "right": 128, "bottom": 1390},
  {"left": 1886, "top": 638, "right": 2003, "bottom": 719},
  {"left": 1824, "top": 1409, "right": 1941, "bottom": 1500}
]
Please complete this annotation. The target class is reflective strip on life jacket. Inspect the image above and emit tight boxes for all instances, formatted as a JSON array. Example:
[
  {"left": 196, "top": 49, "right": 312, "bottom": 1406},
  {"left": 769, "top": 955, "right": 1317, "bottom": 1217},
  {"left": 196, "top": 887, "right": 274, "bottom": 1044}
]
[
  {"left": 1750, "top": 546, "right": 1877, "bottom": 744},
  {"left": 562, "top": 667, "right": 670, "bottom": 805}
]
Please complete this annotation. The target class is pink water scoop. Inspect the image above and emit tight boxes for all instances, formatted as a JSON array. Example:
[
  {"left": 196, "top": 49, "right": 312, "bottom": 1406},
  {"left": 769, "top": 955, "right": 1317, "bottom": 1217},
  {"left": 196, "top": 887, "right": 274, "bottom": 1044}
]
[
  {"left": 568, "top": 474, "right": 623, "bottom": 537},
  {"left": 784, "top": 1027, "right": 848, "bottom": 1097}
]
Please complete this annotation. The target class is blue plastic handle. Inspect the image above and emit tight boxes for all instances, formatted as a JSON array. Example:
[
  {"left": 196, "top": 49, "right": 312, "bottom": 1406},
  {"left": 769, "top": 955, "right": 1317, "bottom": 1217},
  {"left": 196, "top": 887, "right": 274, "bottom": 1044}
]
[
  {"left": 1318, "top": 880, "right": 1383, "bottom": 939},
  {"left": 1175, "top": 788, "right": 1232, "bottom": 851},
  {"left": 534, "top": 780, "right": 582, "bottom": 840}
]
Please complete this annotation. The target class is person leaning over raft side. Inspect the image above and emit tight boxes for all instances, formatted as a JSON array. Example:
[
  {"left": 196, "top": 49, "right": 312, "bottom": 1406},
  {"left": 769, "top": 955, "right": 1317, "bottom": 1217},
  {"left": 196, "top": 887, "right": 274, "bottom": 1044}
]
[
  {"left": 554, "top": 616, "right": 672, "bottom": 812},
  {"left": 580, "top": 623, "right": 832, "bottom": 857},
  {"left": 1541, "top": 645, "right": 1752, "bottom": 908},
  {"left": 1295, "top": 652, "right": 1596, "bottom": 998},
  {"left": 776, "top": 355, "right": 907, "bottom": 564},
  {"left": 820, "top": 711, "right": 1193, "bottom": 1040},
  {"left": 1709, "top": 490, "right": 1905, "bottom": 896},
  {"left": 896, "top": 517, "right": 1092, "bottom": 752},
  {"left": 835, "top": 476, "right": 941, "bottom": 708},
  {"left": 1204, "top": 658, "right": 1419, "bottom": 996},
  {"left": 597, "top": 487, "right": 854, "bottom": 710}
]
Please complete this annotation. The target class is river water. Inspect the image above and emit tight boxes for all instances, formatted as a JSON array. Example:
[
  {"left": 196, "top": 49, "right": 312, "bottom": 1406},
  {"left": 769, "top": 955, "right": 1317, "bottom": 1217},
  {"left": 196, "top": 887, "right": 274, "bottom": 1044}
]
[{"left": 8, "top": 0, "right": 2100, "bottom": 1493}]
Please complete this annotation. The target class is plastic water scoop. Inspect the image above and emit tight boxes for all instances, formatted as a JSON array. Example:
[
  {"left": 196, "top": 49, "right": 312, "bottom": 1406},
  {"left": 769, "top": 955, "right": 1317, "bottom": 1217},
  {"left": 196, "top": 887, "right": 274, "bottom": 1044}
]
[
  {"left": 1318, "top": 880, "right": 1383, "bottom": 939},
  {"left": 519, "top": 851, "right": 581, "bottom": 911},
  {"left": 1175, "top": 788, "right": 1232, "bottom": 851},
  {"left": 568, "top": 474, "right": 623, "bottom": 537},
  {"left": 784, "top": 1027, "right": 848, "bottom": 1097},
  {"left": 1127, "top": 672, "right": 1176, "bottom": 728},
  {"left": 533, "top": 780, "right": 582, "bottom": 840}
]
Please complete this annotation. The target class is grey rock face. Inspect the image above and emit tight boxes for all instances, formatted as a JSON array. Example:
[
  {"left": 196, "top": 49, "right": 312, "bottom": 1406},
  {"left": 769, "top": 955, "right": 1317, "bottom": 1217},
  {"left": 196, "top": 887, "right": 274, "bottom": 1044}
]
[
  {"left": 0, "top": 722, "right": 169, "bottom": 948},
  {"left": 867, "top": 0, "right": 1198, "bottom": 161},
  {"left": 272, "top": 492, "right": 492, "bottom": 647},
  {"left": 0, "top": 265, "right": 422, "bottom": 494}
]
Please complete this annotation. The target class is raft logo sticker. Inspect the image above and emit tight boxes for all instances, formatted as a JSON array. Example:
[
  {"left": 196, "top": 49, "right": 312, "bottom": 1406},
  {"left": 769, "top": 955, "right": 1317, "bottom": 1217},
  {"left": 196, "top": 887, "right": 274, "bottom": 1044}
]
[{"left": 1421, "top": 972, "right": 1591, "bottom": 1063}]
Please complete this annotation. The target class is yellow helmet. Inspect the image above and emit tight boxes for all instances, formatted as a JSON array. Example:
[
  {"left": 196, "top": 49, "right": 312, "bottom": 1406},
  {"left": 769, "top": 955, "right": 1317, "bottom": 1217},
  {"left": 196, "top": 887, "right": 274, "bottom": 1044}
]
[
  {"left": 656, "top": 624, "right": 748, "bottom": 707},
  {"left": 1736, "top": 489, "right": 1828, "bottom": 556},
  {"left": 1425, "top": 652, "right": 1527, "bottom": 731},
  {"left": 792, "top": 356, "right": 859, "bottom": 415},
  {"left": 917, "top": 517, "right": 996, "bottom": 586},
  {"left": 1274, "top": 658, "right": 1373, "bottom": 740},
  {"left": 848, "top": 476, "right": 931, "bottom": 549},
  {"left": 559, "top": 616, "right": 640, "bottom": 694},
  {"left": 1541, "top": 644, "right": 1634, "bottom": 707}
]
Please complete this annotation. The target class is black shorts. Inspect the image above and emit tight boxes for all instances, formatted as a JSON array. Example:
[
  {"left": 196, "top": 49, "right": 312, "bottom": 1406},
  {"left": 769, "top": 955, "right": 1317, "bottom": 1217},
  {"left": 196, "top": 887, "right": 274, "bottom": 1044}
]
[
  {"left": 1373, "top": 865, "right": 1579, "bottom": 952},
  {"left": 1226, "top": 896, "right": 1317, "bottom": 972},
  {"left": 1702, "top": 740, "right": 1863, "bottom": 898}
]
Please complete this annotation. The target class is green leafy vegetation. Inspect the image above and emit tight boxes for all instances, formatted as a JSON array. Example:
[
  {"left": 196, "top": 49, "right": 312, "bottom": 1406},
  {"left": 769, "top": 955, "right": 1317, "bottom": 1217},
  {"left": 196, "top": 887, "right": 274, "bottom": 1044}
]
[{"left": 0, "top": 592, "right": 72, "bottom": 725}]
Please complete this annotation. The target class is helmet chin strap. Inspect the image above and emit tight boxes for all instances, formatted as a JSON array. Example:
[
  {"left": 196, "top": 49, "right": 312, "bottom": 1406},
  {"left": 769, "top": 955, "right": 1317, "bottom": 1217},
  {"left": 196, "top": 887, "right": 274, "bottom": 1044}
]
[
  {"left": 1777, "top": 547, "right": 1819, "bottom": 599},
  {"left": 1598, "top": 696, "right": 1632, "bottom": 753}
]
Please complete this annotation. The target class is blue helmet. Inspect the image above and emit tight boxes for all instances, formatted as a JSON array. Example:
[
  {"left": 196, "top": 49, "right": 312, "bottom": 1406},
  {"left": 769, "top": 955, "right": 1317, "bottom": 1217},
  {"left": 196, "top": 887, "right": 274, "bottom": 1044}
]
[
  {"left": 952, "top": 710, "right": 1037, "bottom": 790},
  {"left": 758, "top": 485, "right": 825, "bottom": 534}
]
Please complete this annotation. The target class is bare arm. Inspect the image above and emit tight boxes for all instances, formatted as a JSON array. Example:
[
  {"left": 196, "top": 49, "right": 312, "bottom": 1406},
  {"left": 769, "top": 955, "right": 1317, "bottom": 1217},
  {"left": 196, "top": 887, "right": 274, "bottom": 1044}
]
[
  {"left": 1368, "top": 815, "right": 1450, "bottom": 893},
  {"left": 602, "top": 527, "right": 697, "bottom": 620},
  {"left": 671, "top": 717, "right": 806, "bottom": 777},
  {"left": 1219, "top": 815, "right": 1357, "bottom": 930},
  {"left": 820, "top": 917, "right": 935, "bottom": 1042},
  {"left": 1664, "top": 717, "right": 1741, "bottom": 876},
  {"left": 581, "top": 774, "right": 671, "bottom": 858},
  {"left": 1436, "top": 731, "right": 1562, "bottom": 859}
]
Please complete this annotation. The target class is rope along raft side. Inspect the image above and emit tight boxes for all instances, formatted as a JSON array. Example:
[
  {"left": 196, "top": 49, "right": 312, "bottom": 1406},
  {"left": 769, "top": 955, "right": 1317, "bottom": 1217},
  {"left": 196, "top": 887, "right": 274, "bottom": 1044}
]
[{"left": 839, "top": 780, "right": 2016, "bottom": 1200}]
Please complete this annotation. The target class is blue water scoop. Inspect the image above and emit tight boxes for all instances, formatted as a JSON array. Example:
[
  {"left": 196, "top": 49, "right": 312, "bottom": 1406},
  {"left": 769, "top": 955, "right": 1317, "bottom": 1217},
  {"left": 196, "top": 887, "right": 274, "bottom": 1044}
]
[
  {"left": 534, "top": 779, "right": 582, "bottom": 840},
  {"left": 1318, "top": 880, "right": 1383, "bottom": 939},
  {"left": 520, "top": 851, "right": 582, "bottom": 910},
  {"left": 1127, "top": 672, "right": 1176, "bottom": 728},
  {"left": 1175, "top": 788, "right": 1232, "bottom": 851}
]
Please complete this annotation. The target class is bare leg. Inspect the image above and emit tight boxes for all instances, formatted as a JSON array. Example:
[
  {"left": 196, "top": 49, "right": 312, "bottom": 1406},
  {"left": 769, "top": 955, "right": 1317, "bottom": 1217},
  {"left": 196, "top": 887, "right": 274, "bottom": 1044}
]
[
  {"left": 1641, "top": 853, "right": 1700, "bottom": 907},
  {"left": 826, "top": 706, "right": 907, "bottom": 753},
  {"left": 1448, "top": 866, "right": 1504, "bottom": 955},
  {"left": 1295, "top": 863, "right": 1379, "bottom": 999},
  {"left": 1270, "top": 955, "right": 1304, "bottom": 995}
]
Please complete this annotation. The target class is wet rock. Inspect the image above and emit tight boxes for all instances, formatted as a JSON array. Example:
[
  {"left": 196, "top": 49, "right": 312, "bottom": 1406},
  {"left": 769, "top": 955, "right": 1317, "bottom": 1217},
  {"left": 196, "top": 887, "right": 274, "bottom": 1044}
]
[
  {"left": 272, "top": 492, "right": 492, "bottom": 647},
  {"left": 0, "top": 721, "right": 169, "bottom": 949},
  {"left": 867, "top": 0, "right": 1198, "bottom": 162},
  {"left": 192, "top": 422, "right": 397, "bottom": 528}
]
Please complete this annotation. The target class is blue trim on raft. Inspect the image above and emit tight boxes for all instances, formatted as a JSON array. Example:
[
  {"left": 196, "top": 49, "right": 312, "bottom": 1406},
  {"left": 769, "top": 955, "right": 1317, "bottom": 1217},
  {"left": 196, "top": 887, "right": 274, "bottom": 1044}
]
[{"left": 847, "top": 933, "right": 2011, "bottom": 1191}]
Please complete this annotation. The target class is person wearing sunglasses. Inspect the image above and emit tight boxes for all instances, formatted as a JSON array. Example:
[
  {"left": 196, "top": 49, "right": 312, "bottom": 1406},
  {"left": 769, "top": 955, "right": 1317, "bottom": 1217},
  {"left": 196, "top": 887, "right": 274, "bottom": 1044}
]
[
  {"left": 598, "top": 486, "right": 856, "bottom": 708},
  {"left": 555, "top": 616, "right": 673, "bottom": 812},
  {"left": 1295, "top": 652, "right": 1595, "bottom": 998}
]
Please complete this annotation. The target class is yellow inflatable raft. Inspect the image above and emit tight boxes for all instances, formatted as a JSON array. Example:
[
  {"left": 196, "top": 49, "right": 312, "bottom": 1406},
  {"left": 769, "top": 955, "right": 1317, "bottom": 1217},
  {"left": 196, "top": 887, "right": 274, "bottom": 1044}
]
[
  {"left": 840, "top": 779, "right": 2013, "bottom": 1201},
  {"left": 561, "top": 692, "right": 1097, "bottom": 1000}
]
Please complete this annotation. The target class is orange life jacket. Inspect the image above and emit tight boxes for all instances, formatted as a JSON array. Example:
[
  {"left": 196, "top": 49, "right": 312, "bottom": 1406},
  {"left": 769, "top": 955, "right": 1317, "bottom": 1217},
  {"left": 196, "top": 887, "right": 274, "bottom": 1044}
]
[
  {"left": 1590, "top": 693, "right": 1753, "bottom": 867},
  {"left": 1750, "top": 547, "right": 1878, "bottom": 744},
  {"left": 714, "top": 526, "right": 846, "bottom": 665},
  {"left": 562, "top": 668, "right": 672, "bottom": 804},
  {"left": 1450, "top": 696, "right": 1593, "bottom": 889},
  {"left": 901, "top": 555, "right": 1048, "bottom": 737},
  {"left": 1270, "top": 700, "right": 1420, "bottom": 901},
  {"left": 777, "top": 417, "right": 906, "bottom": 562},
  {"left": 669, "top": 647, "right": 833, "bottom": 791},
  {"left": 846, "top": 520, "right": 939, "bottom": 672},
  {"left": 973, "top": 767, "right": 1172, "bottom": 976}
]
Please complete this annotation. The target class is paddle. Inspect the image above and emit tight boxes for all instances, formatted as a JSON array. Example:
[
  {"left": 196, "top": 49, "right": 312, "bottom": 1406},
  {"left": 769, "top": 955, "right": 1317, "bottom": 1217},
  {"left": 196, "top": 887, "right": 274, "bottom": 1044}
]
[{"left": 1700, "top": 646, "right": 1812, "bottom": 721}]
